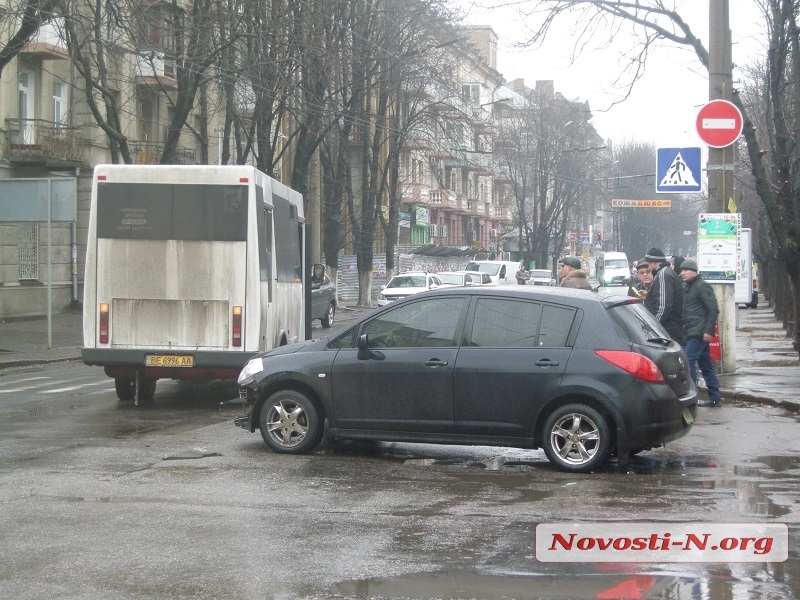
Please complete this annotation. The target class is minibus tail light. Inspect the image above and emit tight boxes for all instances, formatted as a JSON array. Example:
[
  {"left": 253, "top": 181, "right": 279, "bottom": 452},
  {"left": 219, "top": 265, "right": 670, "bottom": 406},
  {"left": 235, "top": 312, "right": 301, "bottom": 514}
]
[
  {"left": 232, "top": 306, "right": 242, "bottom": 347},
  {"left": 99, "top": 303, "right": 109, "bottom": 344}
]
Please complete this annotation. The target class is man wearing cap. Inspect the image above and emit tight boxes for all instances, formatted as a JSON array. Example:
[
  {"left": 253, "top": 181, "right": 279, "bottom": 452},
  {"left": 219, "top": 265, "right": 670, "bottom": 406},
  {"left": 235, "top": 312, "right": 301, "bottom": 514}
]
[
  {"left": 680, "top": 258, "right": 721, "bottom": 407},
  {"left": 644, "top": 247, "right": 685, "bottom": 344},
  {"left": 558, "top": 256, "right": 592, "bottom": 290},
  {"left": 628, "top": 259, "right": 653, "bottom": 299}
]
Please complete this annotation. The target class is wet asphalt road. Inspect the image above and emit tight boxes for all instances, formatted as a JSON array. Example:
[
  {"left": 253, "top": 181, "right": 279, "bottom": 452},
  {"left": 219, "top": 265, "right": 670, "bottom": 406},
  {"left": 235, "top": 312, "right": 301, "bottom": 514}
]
[{"left": 0, "top": 294, "right": 798, "bottom": 599}]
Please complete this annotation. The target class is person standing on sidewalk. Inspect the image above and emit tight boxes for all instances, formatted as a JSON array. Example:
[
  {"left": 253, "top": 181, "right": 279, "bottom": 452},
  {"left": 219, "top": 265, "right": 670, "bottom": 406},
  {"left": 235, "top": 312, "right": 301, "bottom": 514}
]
[
  {"left": 644, "top": 247, "right": 685, "bottom": 345},
  {"left": 628, "top": 259, "right": 653, "bottom": 299},
  {"left": 680, "top": 258, "right": 721, "bottom": 407},
  {"left": 558, "top": 256, "right": 592, "bottom": 290}
]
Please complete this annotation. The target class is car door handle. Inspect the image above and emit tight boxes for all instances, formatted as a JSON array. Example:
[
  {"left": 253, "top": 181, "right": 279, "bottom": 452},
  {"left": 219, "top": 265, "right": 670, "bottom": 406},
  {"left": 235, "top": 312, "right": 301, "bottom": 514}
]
[
  {"left": 425, "top": 359, "right": 448, "bottom": 367},
  {"left": 535, "top": 359, "right": 559, "bottom": 367}
]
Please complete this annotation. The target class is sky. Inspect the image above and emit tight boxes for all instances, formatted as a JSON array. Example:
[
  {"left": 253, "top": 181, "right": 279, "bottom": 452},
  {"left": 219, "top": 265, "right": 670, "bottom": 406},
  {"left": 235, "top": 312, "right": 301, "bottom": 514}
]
[{"left": 462, "top": 0, "right": 766, "bottom": 147}]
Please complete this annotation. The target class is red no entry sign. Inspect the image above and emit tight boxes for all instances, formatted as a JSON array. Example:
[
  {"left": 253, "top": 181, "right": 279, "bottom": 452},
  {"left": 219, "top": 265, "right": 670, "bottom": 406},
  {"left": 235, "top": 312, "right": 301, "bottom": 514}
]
[{"left": 696, "top": 100, "right": 743, "bottom": 148}]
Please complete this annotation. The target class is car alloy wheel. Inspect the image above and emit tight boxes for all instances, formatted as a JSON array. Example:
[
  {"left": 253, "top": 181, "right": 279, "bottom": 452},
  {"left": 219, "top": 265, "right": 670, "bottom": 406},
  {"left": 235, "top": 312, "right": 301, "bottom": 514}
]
[
  {"left": 259, "top": 390, "right": 322, "bottom": 454},
  {"left": 542, "top": 404, "right": 611, "bottom": 473},
  {"left": 322, "top": 302, "right": 335, "bottom": 328}
]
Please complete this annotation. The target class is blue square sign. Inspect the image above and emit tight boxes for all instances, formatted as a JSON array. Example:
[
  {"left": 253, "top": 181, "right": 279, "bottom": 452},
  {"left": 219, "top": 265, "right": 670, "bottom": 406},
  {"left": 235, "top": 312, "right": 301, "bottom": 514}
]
[{"left": 656, "top": 147, "right": 702, "bottom": 193}]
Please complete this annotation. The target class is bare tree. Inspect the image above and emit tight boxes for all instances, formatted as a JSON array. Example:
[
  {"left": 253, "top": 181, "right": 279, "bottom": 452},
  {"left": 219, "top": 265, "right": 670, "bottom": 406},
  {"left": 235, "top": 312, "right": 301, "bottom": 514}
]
[
  {"left": 515, "top": 0, "right": 800, "bottom": 356},
  {"left": 495, "top": 82, "right": 604, "bottom": 268}
]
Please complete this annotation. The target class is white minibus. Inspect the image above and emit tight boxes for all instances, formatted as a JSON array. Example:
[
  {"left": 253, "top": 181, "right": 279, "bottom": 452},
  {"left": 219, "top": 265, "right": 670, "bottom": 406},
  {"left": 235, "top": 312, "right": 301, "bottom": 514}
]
[{"left": 82, "top": 165, "right": 305, "bottom": 403}]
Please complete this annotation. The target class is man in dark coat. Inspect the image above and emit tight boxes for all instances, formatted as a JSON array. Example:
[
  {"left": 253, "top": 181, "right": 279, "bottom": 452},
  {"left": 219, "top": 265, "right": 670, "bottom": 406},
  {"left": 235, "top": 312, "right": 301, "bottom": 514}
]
[
  {"left": 643, "top": 247, "right": 685, "bottom": 344},
  {"left": 680, "top": 258, "right": 721, "bottom": 407},
  {"left": 558, "top": 256, "right": 592, "bottom": 290}
]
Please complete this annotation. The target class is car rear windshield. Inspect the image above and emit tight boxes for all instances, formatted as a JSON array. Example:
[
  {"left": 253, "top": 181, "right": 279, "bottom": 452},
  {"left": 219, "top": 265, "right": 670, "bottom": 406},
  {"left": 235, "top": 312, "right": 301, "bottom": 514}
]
[
  {"left": 607, "top": 302, "right": 671, "bottom": 344},
  {"left": 530, "top": 270, "right": 551, "bottom": 278},
  {"left": 387, "top": 276, "right": 425, "bottom": 288},
  {"left": 438, "top": 274, "right": 462, "bottom": 285}
]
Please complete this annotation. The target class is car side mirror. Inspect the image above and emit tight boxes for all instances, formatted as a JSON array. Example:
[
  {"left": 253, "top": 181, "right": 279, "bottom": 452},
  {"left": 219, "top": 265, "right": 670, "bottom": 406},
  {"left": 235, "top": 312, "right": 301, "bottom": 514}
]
[
  {"left": 312, "top": 263, "right": 325, "bottom": 283},
  {"left": 357, "top": 334, "right": 372, "bottom": 360}
]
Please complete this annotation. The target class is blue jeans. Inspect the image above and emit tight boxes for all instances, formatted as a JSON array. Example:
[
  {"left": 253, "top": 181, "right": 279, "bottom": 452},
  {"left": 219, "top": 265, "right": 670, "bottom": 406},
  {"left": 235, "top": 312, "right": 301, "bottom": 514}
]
[{"left": 683, "top": 337, "right": 720, "bottom": 403}]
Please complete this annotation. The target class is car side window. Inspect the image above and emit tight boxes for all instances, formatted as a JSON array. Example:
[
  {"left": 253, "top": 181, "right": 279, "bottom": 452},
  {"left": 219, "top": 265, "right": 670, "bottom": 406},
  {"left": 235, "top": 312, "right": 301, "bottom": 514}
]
[
  {"left": 363, "top": 297, "right": 465, "bottom": 348},
  {"left": 538, "top": 304, "right": 576, "bottom": 347},
  {"left": 469, "top": 299, "right": 543, "bottom": 347}
]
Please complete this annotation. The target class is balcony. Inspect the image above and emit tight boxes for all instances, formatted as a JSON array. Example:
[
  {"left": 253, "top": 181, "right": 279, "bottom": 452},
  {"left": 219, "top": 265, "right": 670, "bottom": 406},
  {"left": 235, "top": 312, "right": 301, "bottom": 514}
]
[
  {"left": 430, "top": 189, "right": 457, "bottom": 209},
  {"left": 133, "top": 141, "right": 196, "bottom": 165},
  {"left": 492, "top": 206, "right": 512, "bottom": 222},
  {"left": 4, "top": 119, "right": 83, "bottom": 166},
  {"left": 135, "top": 53, "right": 179, "bottom": 90},
  {"left": 465, "top": 200, "right": 486, "bottom": 217},
  {"left": 400, "top": 183, "right": 431, "bottom": 206}
]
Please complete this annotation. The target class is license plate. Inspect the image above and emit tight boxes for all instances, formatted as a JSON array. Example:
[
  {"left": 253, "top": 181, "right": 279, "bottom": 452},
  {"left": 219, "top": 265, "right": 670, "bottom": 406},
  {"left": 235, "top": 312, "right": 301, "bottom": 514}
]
[
  {"left": 682, "top": 407, "right": 695, "bottom": 425},
  {"left": 145, "top": 354, "right": 194, "bottom": 367}
]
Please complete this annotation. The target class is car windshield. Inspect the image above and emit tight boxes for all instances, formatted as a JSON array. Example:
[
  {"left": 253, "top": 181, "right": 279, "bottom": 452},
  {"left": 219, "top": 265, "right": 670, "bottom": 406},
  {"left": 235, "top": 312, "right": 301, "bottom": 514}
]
[
  {"left": 387, "top": 275, "right": 426, "bottom": 288},
  {"left": 465, "top": 262, "right": 501, "bottom": 275},
  {"left": 605, "top": 259, "right": 629, "bottom": 269},
  {"left": 437, "top": 274, "right": 463, "bottom": 285},
  {"left": 530, "top": 270, "right": 552, "bottom": 278}
]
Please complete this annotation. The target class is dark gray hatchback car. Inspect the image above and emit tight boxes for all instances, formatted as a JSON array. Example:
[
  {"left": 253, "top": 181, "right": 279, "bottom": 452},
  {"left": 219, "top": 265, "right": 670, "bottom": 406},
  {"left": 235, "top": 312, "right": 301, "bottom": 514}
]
[{"left": 235, "top": 286, "right": 698, "bottom": 472}]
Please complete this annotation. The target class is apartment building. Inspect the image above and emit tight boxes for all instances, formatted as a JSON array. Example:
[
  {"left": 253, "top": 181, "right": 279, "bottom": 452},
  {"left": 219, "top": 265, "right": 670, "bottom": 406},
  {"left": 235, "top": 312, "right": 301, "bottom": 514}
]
[
  {"left": 398, "top": 27, "right": 512, "bottom": 258},
  {"left": 1, "top": 6, "right": 221, "bottom": 317}
]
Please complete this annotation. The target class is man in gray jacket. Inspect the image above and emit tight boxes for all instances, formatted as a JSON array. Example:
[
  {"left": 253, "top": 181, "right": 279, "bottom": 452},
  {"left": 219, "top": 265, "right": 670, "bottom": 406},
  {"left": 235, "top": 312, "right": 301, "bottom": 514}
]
[{"left": 680, "top": 259, "right": 721, "bottom": 407}]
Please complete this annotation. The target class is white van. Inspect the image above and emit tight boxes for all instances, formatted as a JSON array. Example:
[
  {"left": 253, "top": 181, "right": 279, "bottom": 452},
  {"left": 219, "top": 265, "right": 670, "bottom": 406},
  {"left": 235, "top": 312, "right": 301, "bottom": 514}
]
[
  {"left": 596, "top": 251, "right": 631, "bottom": 286},
  {"left": 464, "top": 260, "right": 521, "bottom": 285}
]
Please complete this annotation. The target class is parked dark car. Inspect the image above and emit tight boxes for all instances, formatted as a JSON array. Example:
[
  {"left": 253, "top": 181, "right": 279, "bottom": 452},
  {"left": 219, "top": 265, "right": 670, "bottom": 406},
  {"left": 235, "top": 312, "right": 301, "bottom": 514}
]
[
  {"left": 311, "top": 265, "right": 337, "bottom": 328},
  {"left": 235, "top": 286, "right": 697, "bottom": 472}
]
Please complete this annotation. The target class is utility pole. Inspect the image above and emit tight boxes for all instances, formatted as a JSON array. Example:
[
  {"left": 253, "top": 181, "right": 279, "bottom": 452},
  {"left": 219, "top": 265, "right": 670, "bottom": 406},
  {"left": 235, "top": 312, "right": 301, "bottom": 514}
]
[{"left": 708, "top": 0, "right": 736, "bottom": 373}]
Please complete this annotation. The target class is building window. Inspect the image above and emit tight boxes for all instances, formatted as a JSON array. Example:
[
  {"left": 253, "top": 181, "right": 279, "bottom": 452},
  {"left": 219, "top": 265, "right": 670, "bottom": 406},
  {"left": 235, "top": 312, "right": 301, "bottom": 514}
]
[
  {"left": 53, "top": 80, "right": 68, "bottom": 126},
  {"left": 18, "top": 70, "right": 35, "bottom": 144}
]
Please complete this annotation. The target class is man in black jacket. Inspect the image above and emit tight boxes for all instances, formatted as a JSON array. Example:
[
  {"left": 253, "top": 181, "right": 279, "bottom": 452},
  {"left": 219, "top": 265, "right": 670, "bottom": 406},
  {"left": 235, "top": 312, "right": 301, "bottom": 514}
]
[
  {"left": 643, "top": 247, "right": 685, "bottom": 344},
  {"left": 680, "top": 258, "right": 721, "bottom": 407}
]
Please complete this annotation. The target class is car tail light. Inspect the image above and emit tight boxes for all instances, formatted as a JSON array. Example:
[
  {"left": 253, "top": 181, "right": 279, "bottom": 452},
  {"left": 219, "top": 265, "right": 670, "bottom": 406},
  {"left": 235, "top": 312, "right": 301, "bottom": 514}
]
[
  {"left": 595, "top": 350, "right": 665, "bottom": 382},
  {"left": 99, "top": 303, "right": 109, "bottom": 344},
  {"left": 232, "top": 306, "right": 242, "bottom": 347}
]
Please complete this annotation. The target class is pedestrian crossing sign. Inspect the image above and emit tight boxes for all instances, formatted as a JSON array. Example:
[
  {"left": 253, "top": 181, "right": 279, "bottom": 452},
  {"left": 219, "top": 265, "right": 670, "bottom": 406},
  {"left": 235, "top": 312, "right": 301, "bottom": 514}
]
[{"left": 656, "top": 147, "right": 702, "bottom": 193}]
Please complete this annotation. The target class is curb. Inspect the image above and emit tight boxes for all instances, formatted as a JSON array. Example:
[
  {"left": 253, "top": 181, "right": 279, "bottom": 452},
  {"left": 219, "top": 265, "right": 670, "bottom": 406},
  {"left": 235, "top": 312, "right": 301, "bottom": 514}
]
[
  {"left": 0, "top": 356, "right": 83, "bottom": 370},
  {"left": 720, "top": 390, "right": 800, "bottom": 413}
]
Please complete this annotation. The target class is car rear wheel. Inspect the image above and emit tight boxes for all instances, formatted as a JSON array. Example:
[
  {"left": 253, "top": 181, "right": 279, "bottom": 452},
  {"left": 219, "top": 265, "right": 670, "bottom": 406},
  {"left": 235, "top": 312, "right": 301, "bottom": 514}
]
[
  {"left": 259, "top": 390, "right": 322, "bottom": 454},
  {"left": 115, "top": 377, "right": 135, "bottom": 402},
  {"left": 115, "top": 375, "right": 156, "bottom": 404},
  {"left": 542, "top": 404, "right": 611, "bottom": 473},
  {"left": 321, "top": 301, "right": 335, "bottom": 328}
]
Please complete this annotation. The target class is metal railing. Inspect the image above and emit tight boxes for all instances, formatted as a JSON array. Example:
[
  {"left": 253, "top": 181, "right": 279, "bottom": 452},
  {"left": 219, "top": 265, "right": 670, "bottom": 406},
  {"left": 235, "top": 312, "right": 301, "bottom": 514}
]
[
  {"left": 132, "top": 141, "right": 196, "bottom": 165},
  {"left": 4, "top": 119, "right": 83, "bottom": 164}
]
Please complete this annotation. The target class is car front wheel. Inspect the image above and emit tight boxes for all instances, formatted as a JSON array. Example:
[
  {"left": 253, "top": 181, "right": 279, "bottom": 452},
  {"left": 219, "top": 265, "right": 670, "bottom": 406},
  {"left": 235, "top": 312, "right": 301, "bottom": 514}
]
[
  {"left": 542, "top": 404, "right": 611, "bottom": 473},
  {"left": 259, "top": 390, "right": 322, "bottom": 454}
]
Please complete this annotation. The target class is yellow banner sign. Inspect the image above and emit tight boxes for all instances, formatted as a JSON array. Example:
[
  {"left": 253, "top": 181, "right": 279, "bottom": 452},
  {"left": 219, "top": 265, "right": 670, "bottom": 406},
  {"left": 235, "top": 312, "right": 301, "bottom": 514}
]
[{"left": 611, "top": 199, "right": 672, "bottom": 208}]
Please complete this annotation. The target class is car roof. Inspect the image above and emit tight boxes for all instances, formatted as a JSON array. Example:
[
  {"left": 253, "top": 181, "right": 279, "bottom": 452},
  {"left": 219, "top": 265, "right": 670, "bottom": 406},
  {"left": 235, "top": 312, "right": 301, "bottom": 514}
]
[{"left": 397, "top": 283, "right": 614, "bottom": 309}]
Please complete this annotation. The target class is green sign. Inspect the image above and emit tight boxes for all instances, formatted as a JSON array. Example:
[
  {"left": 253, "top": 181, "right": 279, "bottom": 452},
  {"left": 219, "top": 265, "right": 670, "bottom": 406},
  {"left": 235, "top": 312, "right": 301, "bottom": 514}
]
[{"left": 697, "top": 213, "right": 740, "bottom": 282}]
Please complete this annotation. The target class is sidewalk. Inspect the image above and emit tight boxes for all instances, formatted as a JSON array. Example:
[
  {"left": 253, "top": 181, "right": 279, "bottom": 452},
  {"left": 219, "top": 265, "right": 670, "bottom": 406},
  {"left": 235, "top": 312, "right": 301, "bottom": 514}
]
[{"left": 1, "top": 297, "right": 798, "bottom": 411}]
